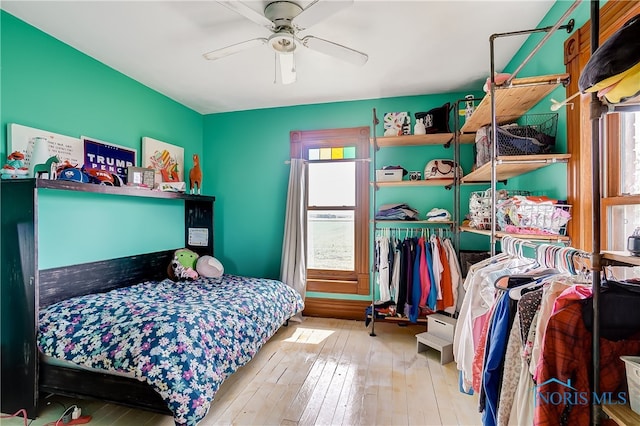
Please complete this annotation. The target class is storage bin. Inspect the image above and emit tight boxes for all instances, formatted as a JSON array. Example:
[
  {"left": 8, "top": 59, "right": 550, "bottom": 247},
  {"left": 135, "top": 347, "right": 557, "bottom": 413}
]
[
  {"left": 376, "top": 169, "right": 403, "bottom": 182},
  {"left": 621, "top": 356, "right": 640, "bottom": 415},
  {"left": 427, "top": 314, "right": 456, "bottom": 342}
]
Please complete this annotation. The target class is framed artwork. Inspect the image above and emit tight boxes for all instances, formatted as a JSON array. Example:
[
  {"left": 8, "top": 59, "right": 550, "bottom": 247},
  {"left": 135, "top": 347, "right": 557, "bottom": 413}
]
[
  {"left": 82, "top": 136, "right": 137, "bottom": 183},
  {"left": 7, "top": 123, "right": 83, "bottom": 169},
  {"left": 383, "top": 112, "right": 410, "bottom": 136},
  {"left": 141, "top": 137, "right": 185, "bottom": 187}
]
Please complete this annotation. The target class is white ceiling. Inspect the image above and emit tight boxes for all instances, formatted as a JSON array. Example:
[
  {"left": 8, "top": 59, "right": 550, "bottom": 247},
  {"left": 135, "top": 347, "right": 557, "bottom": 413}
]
[{"left": 3, "top": 0, "right": 557, "bottom": 115}]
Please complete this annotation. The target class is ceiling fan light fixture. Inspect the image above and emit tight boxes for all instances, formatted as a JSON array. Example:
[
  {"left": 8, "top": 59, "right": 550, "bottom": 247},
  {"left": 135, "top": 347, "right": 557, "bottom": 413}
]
[{"left": 268, "top": 31, "right": 297, "bottom": 53}]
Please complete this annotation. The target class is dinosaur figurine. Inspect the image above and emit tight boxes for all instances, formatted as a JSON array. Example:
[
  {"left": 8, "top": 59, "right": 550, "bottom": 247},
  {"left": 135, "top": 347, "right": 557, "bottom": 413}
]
[{"left": 189, "top": 153, "right": 202, "bottom": 195}]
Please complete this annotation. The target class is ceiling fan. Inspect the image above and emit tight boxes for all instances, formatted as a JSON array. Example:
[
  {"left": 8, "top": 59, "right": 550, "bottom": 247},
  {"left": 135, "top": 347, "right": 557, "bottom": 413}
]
[{"left": 203, "top": 0, "right": 368, "bottom": 84}]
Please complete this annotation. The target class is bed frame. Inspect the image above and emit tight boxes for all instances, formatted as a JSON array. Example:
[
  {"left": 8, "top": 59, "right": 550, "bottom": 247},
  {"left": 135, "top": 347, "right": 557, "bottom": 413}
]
[{"left": 1, "top": 179, "right": 214, "bottom": 418}]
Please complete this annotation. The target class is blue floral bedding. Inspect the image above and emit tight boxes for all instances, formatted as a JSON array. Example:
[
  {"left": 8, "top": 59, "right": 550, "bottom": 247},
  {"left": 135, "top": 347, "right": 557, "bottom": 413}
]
[{"left": 38, "top": 274, "right": 304, "bottom": 425}]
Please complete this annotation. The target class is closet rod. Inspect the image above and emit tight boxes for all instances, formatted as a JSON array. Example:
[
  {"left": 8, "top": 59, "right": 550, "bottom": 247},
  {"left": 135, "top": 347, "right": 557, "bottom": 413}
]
[
  {"left": 502, "top": 0, "right": 580, "bottom": 85},
  {"left": 501, "top": 236, "right": 588, "bottom": 255},
  {"left": 284, "top": 158, "right": 371, "bottom": 164}
]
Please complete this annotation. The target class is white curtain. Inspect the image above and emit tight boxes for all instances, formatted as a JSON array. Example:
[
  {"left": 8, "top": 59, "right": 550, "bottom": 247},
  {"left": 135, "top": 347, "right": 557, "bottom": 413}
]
[{"left": 280, "top": 158, "right": 307, "bottom": 322}]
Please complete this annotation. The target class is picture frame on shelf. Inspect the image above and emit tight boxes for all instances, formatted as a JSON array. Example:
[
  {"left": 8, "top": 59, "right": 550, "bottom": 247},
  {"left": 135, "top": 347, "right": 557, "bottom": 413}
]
[
  {"left": 82, "top": 135, "right": 137, "bottom": 184},
  {"left": 126, "top": 167, "right": 155, "bottom": 189},
  {"left": 7, "top": 123, "right": 83, "bottom": 171},
  {"left": 141, "top": 137, "right": 184, "bottom": 188}
]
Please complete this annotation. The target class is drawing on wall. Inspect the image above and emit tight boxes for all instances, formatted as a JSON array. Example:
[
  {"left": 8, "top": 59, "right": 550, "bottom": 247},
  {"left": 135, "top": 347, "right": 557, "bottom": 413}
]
[
  {"left": 82, "top": 136, "right": 137, "bottom": 183},
  {"left": 141, "top": 137, "right": 185, "bottom": 186},
  {"left": 7, "top": 123, "right": 83, "bottom": 169}
]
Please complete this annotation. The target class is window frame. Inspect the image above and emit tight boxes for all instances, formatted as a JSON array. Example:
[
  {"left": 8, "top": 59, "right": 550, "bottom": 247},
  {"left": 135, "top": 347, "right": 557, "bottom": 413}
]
[
  {"left": 563, "top": 1, "right": 639, "bottom": 252},
  {"left": 290, "top": 127, "right": 370, "bottom": 295},
  {"left": 601, "top": 112, "right": 640, "bottom": 249}
]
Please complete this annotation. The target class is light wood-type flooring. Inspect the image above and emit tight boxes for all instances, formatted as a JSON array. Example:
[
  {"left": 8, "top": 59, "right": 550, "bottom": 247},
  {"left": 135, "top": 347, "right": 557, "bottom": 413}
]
[{"left": 1, "top": 317, "right": 481, "bottom": 426}]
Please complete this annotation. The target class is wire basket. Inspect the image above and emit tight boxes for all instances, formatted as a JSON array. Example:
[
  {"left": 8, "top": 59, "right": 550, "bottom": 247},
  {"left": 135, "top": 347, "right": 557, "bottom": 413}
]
[
  {"left": 493, "top": 113, "right": 557, "bottom": 156},
  {"left": 475, "top": 113, "right": 558, "bottom": 167},
  {"left": 467, "top": 189, "right": 531, "bottom": 230},
  {"left": 468, "top": 190, "right": 571, "bottom": 236},
  {"left": 496, "top": 198, "right": 571, "bottom": 236}
]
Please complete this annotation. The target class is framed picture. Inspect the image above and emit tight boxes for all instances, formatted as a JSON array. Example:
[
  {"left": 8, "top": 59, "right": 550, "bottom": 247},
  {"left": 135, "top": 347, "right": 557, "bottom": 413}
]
[
  {"left": 127, "top": 167, "right": 155, "bottom": 188},
  {"left": 7, "top": 123, "right": 83, "bottom": 169},
  {"left": 383, "top": 112, "right": 410, "bottom": 136},
  {"left": 141, "top": 137, "right": 185, "bottom": 187},
  {"left": 82, "top": 136, "right": 137, "bottom": 184}
]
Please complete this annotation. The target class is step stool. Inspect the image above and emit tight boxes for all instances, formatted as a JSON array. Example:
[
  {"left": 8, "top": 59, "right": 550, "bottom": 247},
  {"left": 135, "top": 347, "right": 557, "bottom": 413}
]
[{"left": 416, "top": 332, "right": 454, "bottom": 364}]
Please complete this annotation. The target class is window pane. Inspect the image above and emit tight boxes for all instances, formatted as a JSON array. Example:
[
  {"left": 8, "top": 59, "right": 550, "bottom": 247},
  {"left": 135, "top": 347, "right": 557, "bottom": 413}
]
[
  {"left": 307, "top": 210, "right": 354, "bottom": 270},
  {"left": 607, "top": 204, "right": 640, "bottom": 251},
  {"left": 621, "top": 112, "right": 640, "bottom": 195},
  {"left": 308, "top": 162, "right": 355, "bottom": 206},
  {"left": 319, "top": 148, "right": 331, "bottom": 160},
  {"left": 331, "top": 147, "right": 344, "bottom": 159},
  {"left": 343, "top": 146, "right": 356, "bottom": 159},
  {"left": 309, "top": 148, "right": 320, "bottom": 161}
]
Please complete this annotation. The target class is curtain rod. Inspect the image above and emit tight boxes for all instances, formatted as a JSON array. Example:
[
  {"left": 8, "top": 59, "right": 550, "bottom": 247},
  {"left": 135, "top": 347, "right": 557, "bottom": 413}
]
[{"left": 284, "top": 158, "right": 371, "bottom": 164}]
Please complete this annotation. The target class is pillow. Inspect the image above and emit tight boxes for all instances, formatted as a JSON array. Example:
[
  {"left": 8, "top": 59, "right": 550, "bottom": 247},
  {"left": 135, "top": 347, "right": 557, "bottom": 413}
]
[
  {"left": 196, "top": 255, "right": 224, "bottom": 278},
  {"left": 578, "top": 14, "right": 640, "bottom": 104},
  {"left": 415, "top": 103, "right": 451, "bottom": 134}
]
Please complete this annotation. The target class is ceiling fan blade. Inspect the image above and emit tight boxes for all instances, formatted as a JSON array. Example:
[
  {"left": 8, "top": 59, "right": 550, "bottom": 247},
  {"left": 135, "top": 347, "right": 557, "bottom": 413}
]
[
  {"left": 293, "top": 0, "right": 353, "bottom": 31},
  {"left": 203, "top": 38, "right": 268, "bottom": 61},
  {"left": 217, "top": 1, "right": 274, "bottom": 30},
  {"left": 301, "top": 35, "right": 368, "bottom": 66},
  {"left": 277, "top": 52, "right": 297, "bottom": 85}
]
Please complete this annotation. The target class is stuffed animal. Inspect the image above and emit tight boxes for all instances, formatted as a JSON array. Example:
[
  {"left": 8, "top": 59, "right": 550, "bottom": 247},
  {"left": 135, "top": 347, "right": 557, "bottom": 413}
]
[
  {"left": 168, "top": 248, "right": 200, "bottom": 281},
  {"left": 196, "top": 255, "right": 224, "bottom": 278}
]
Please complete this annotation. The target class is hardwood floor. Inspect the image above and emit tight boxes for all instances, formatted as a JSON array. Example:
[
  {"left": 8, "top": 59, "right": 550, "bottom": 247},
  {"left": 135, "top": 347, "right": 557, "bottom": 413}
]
[{"left": 1, "top": 318, "right": 481, "bottom": 426}]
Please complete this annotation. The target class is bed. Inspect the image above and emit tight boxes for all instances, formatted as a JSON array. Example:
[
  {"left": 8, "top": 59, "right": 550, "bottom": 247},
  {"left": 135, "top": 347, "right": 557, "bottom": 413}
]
[{"left": 33, "top": 250, "right": 303, "bottom": 426}]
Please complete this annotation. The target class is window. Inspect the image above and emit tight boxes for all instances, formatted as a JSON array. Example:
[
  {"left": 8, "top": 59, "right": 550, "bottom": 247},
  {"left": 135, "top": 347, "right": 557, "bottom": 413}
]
[
  {"left": 603, "top": 112, "right": 640, "bottom": 250},
  {"left": 290, "top": 127, "right": 370, "bottom": 295}
]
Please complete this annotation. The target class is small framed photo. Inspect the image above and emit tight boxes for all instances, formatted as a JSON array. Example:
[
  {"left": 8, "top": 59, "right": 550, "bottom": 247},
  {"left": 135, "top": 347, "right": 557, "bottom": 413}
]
[{"left": 127, "top": 167, "right": 155, "bottom": 188}]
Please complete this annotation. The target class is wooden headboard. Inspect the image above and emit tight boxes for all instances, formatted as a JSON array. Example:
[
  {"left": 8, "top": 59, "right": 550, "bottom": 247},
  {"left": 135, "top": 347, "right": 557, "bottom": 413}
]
[{"left": 39, "top": 250, "right": 175, "bottom": 308}]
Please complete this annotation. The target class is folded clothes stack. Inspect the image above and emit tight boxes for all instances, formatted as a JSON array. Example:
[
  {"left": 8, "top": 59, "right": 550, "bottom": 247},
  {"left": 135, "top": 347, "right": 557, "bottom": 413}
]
[
  {"left": 426, "top": 208, "right": 451, "bottom": 222},
  {"left": 375, "top": 203, "right": 420, "bottom": 220}
]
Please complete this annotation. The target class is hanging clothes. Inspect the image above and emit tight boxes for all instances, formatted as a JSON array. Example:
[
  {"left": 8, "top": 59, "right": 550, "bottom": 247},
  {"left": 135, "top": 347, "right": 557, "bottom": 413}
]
[
  {"left": 442, "top": 238, "right": 463, "bottom": 315},
  {"left": 418, "top": 236, "right": 431, "bottom": 308},
  {"left": 375, "top": 234, "right": 391, "bottom": 302},
  {"left": 390, "top": 237, "right": 401, "bottom": 303}
]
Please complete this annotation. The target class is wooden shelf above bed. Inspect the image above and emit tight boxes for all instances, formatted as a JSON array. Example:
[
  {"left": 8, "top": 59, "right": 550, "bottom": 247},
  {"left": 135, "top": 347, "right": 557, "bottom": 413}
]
[
  {"left": 12, "top": 178, "right": 215, "bottom": 202},
  {"left": 460, "top": 73, "right": 570, "bottom": 133}
]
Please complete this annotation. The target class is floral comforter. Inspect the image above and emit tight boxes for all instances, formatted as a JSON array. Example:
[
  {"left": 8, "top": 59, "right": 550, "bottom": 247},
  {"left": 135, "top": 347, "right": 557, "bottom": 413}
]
[{"left": 38, "top": 275, "right": 304, "bottom": 425}]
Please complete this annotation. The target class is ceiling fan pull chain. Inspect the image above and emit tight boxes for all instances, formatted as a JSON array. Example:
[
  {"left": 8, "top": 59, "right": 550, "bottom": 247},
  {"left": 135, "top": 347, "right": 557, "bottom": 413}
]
[
  {"left": 292, "top": 50, "right": 296, "bottom": 73},
  {"left": 273, "top": 52, "right": 277, "bottom": 84}
]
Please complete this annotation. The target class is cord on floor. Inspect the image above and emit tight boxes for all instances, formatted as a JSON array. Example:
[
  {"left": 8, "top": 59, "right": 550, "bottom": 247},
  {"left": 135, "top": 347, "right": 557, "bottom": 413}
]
[{"left": 0, "top": 409, "right": 29, "bottom": 426}]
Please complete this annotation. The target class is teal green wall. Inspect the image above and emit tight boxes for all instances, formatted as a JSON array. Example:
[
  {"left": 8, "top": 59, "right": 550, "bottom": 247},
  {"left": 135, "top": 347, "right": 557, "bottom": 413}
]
[
  {"left": 1, "top": 11, "right": 203, "bottom": 268},
  {"left": 203, "top": 93, "right": 484, "bottom": 300},
  {"left": 2, "top": 1, "right": 582, "bottom": 296}
]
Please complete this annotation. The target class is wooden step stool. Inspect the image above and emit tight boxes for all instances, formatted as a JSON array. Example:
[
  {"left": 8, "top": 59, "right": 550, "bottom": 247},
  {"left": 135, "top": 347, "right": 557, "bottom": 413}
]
[
  {"left": 416, "top": 332, "right": 454, "bottom": 364},
  {"left": 416, "top": 314, "right": 456, "bottom": 364}
]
